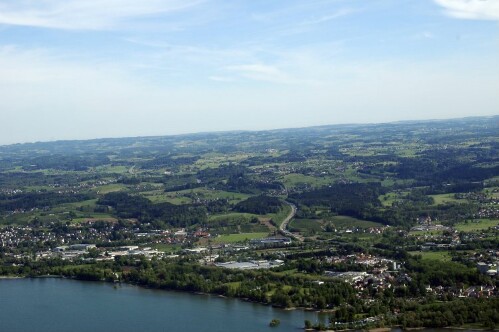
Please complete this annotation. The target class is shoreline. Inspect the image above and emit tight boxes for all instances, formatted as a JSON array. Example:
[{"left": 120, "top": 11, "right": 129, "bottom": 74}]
[{"left": 1, "top": 275, "right": 493, "bottom": 331}]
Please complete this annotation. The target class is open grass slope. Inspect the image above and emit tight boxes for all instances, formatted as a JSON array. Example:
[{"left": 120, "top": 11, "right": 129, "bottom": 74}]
[
  {"left": 454, "top": 219, "right": 499, "bottom": 232},
  {"left": 265, "top": 204, "right": 292, "bottom": 227},
  {"left": 326, "top": 215, "right": 383, "bottom": 229},
  {"left": 430, "top": 193, "right": 466, "bottom": 205},
  {"left": 408, "top": 250, "right": 452, "bottom": 262},
  {"left": 157, "top": 188, "right": 252, "bottom": 205},
  {"left": 281, "top": 173, "right": 332, "bottom": 189},
  {"left": 289, "top": 219, "right": 323, "bottom": 232}
]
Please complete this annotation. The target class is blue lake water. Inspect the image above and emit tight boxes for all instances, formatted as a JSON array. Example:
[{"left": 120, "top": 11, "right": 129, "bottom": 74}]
[
  {"left": 0, "top": 278, "right": 481, "bottom": 332},
  {"left": 0, "top": 278, "right": 321, "bottom": 332}
]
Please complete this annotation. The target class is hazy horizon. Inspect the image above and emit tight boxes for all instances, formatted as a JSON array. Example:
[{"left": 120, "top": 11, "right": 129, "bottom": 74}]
[
  {"left": 1, "top": 0, "right": 498, "bottom": 145},
  {"left": 2, "top": 114, "right": 498, "bottom": 147}
]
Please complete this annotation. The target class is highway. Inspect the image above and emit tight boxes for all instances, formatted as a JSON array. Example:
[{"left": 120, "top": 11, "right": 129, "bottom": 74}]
[{"left": 279, "top": 201, "right": 304, "bottom": 242}]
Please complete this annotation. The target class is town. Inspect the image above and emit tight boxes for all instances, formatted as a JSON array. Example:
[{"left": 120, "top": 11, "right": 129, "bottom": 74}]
[{"left": 1, "top": 117, "right": 498, "bottom": 330}]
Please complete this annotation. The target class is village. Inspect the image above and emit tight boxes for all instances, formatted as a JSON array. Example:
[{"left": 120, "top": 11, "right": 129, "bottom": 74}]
[{"left": 1, "top": 218, "right": 497, "bottom": 305}]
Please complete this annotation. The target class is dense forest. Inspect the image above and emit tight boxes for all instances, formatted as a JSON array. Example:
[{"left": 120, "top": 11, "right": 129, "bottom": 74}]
[{"left": 98, "top": 192, "right": 207, "bottom": 227}]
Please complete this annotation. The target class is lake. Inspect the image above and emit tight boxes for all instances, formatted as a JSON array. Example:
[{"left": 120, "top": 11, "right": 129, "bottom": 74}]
[
  {"left": 0, "top": 278, "right": 481, "bottom": 332},
  {"left": 0, "top": 278, "right": 321, "bottom": 332}
]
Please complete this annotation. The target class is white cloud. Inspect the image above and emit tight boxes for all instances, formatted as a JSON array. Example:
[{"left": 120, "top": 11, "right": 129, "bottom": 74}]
[
  {"left": 434, "top": 0, "right": 499, "bottom": 20},
  {"left": 0, "top": 0, "right": 203, "bottom": 30}
]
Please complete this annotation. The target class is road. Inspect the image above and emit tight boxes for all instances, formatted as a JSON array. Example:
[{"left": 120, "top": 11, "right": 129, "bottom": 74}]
[
  {"left": 280, "top": 201, "right": 304, "bottom": 242},
  {"left": 279, "top": 201, "right": 296, "bottom": 232}
]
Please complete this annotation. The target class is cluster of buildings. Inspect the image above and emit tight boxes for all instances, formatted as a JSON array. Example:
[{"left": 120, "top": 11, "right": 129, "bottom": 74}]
[
  {"left": 411, "top": 222, "right": 497, "bottom": 250},
  {"left": 477, "top": 262, "right": 499, "bottom": 277},
  {"left": 425, "top": 285, "right": 498, "bottom": 299},
  {"left": 474, "top": 207, "right": 499, "bottom": 219},
  {"left": 38, "top": 244, "right": 163, "bottom": 261},
  {"left": 329, "top": 227, "right": 387, "bottom": 234},
  {"left": 411, "top": 216, "right": 451, "bottom": 232},
  {"left": 250, "top": 237, "right": 291, "bottom": 246},
  {"left": 0, "top": 225, "right": 88, "bottom": 248},
  {"left": 0, "top": 188, "right": 23, "bottom": 195},
  {"left": 1, "top": 219, "right": 290, "bottom": 264},
  {"left": 325, "top": 271, "right": 369, "bottom": 283},
  {"left": 461, "top": 286, "right": 497, "bottom": 298},
  {"left": 3, "top": 178, "right": 118, "bottom": 201},
  {"left": 214, "top": 260, "right": 284, "bottom": 270},
  {"left": 324, "top": 253, "right": 399, "bottom": 272},
  {"left": 411, "top": 224, "right": 451, "bottom": 232},
  {"left": 0, "top": 222, "right": 188, "bottom": 256},
  {"left": 50, "top": 243, "right": 97, "bottom": 260}
]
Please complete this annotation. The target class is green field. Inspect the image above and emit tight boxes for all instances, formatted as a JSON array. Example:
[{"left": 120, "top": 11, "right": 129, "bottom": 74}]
[
  {"left": 146, "top": 193, "right": 192, "bottom": 205},
  {"left": 266, "top": 204, "right": 292, "bottom": 227},
  {"left": 71, "top": 214, "right": 117, "bottom": 223},
  {"left": 326, "top": 215, "right": 383, "bottom": 229},
  {"left": 379, "top": 192, "right": 398, "bottom": 207},
  {"left": 94, "top": 165, "right": 129, "bottom": 174},
  {"left": 162, "top": 188, "right": 252, "bottom": 205},
  {"left": 409, "top": 229, "right": 445, "bottom": 236},
  {"left": 59, "top": 199, "right": 98, "bottom": 209},
  {"left": 454, "top": 219, "right": 499, "bottom": 232},
  {"left": 380, "top": 178, "right": 396, "bottom": 187},
  {"left": 151, "top": 243, "right": 182, "bottom": 253},
  {"left": 95, "top": 183, "right": 127, "bottom": 194},
  {"left": 208, "top": 212, "right": 259, "bottom": 223},
  {"left": 395, "top": 148, "right": 419, "bottom": 158},
  {"left": 189, "top": 188, "right": 251, "bottom": 204},
  {"left": 486, "top": 187, "right": 499, "bottom": 198},
  {"left": 1, "top": 213, "right": 34, "bottom": 225},
  {"left": 408, "top": 250, "right": 452, "bottom": 262},
  {"left": 289, "top": 219, "right": 323, "bottom": 233},
  {"left": 281, "top": 173, "right": 331, "bottom": 189},
  {"left": 379, "top": 191, "right": 411, "bottom": 207},
  {"left": 23, "top": 185, "right": 55, "bottom": 192},
  {"left": 430, "top": 193, "right": 465, "bottom": 205},
  {"left": 207, "top": 211, "right": 270, "bottom": 234},
  {"left": 342, "top": 167, "right": 371, "bottom": 182},
  {"left": 194, "top": 153, "right": 254, "bottom": 170}
]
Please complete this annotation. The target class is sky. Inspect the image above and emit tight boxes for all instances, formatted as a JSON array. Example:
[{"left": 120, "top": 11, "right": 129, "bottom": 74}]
[{"left": 0, "top": 0, "right": 498, "bottom": 145}]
